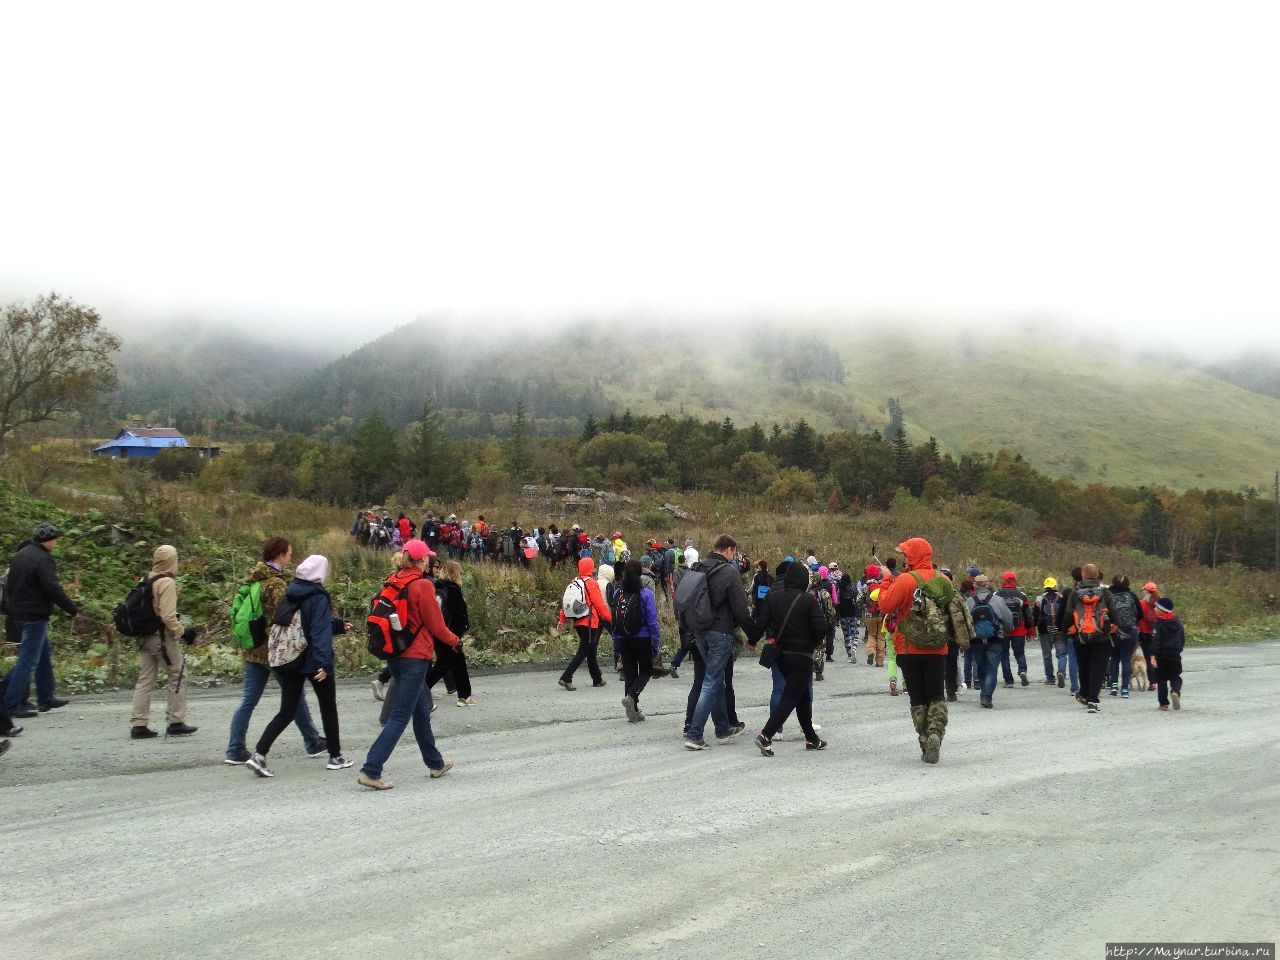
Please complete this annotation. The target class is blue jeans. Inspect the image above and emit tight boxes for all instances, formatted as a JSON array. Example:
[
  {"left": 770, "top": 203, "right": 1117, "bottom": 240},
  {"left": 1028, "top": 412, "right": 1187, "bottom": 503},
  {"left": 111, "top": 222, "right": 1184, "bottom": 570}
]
[
  {"left": 1067, "top": 638, "right": 1080, "bottom": 693},
  {"left": 1109, "top": 629, "right": 1137, "bottom": 689},
  {"left": 361, "top": 657, "right": 444, "bottom": 779},
  {"left": 975, "top": 638, "right": 1006, "bottom": 702},
  {"left": 770, "top": 663, "right": 814, "bottom": 734},
  {"left": 1040, "top": 633, "right": 1071, "bottom": 680},
  {"left": 226, "top": 660, "right": 323, "bottom": 760},
  {"left": 686, "top": 631, "right": 734, "bottom": 741},
  {"left": 963, "top": 646, "right": 976, "bottom": 685},
  {"left": 4, "top": 620, "right": 56, "bottom": 710}
]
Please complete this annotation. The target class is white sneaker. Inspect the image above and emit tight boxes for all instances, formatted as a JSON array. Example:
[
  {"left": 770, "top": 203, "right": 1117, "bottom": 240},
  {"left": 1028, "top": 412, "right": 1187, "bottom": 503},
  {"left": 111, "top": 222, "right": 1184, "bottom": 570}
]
[{"left": 371, "top": 679, "right": 387, "bottom": 702}]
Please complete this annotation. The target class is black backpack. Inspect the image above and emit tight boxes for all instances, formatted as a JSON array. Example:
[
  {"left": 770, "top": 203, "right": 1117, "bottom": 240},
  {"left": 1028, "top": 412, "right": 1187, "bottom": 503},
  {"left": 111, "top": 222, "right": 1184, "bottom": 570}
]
[
  {"left": 1112, "top": 590, "right": 1139, "bottom": 630},
  {"left": 615, "top": 590, "right": 645, "bottom": 637},
  {"left": 113, "top": 574, "right": 173, "bottom": 637}
]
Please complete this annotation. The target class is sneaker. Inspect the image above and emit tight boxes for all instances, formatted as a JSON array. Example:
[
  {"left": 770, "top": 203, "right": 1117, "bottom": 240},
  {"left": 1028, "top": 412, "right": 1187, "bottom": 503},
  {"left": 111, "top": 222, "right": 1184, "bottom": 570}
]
[
  {"left": 445, "top": 687, "right": 457, "bottom": 696},
  {"left": 668, "top": 668, "right": 679, "bottom": 680},
  {"left": 1110, "top": 686, "right": 1119, "bottom": 697},
  {"left": 847, "top": 655, "right": 854, "bottom": 663},
  {"left": 980, "top": 699, "right": 993, "bottom": 709},
  {"left": 772, "top": 731, "right": 786, "bottom": 741},
  {"left": 592, "top": 679, "right": 608, "bottom": 688},
  {"left": 825, "top": 655, "right": 834, "bottom": 662},
  {"left": 0, "top": 725, "right": 23, "bottom": 737},
  {"left": 245, "top": 752, "right": 274, "bottom": 778},
  {"left": 716, "top": 723, "right": 746, "bottom": 742},
  {"left": 224, "top": 753, "right": 251, "bottom": 765},
  {"left": 357, "top": 771, "right": 394, "bottom": 790},
  {"left": 805, "top": 738, "right": 828, "bottom": 751},
  {"left": 1075, "top": 693, "right": 1087, "bottom": 705},
  {"left": 130, "top": 725, "right": 158, "bottom": 739},
  {"left": 1087, "top": 701, "right": 1100, "bottom": 713},
  {"left": 326, "top": 754, "right": 353, "bottom": 770},
  {"left": 813, "top": 724, "right": 821, "bottom": 732},
  {"left": 867, "top": 653, "right": 874, "bottom": 665},
  {"left": 683, "top": 738, "right": 709, "bottom": 751},
  {"left": 10, "top": 708, "right": 37, "bottom": 719},
  {"left": 558, "top": 679, "right": 576, "bottom": 691},
  {"left": 0, "top": 739, "right": 9, "bottom": 759},
  {"left": 430, "top": 759, "right": 454, "bottom": 779},
  {"left": 459, "top": 697, "right": 477, "bottom": 706},
  {"left": 889, "top": 679, "right": 898, "bottom": 696},
  {"left": 306, "top": 740, "right": 329, "bottom": 758},
  {"left": 1057, "top": 671, "right": 1065, "bottom": 688},
  {"left": 431, "top": 699, "right": 439, "bottom": 712},
  {"left": 622, "top": 694, "right": 638, "bottom": 723},
  {"left": 1043, "top": 677, "right": 1056, "bottom": 685},
  {"left": 755, "top": 733, "right": 774, "bottom": 757},
  {"left": 1003, "top": 681, "right": 1014, "bottom": 689},
  {"left": 38, "top": 697, "right": 70, "bottom": 712},
  {"left": 166, "top": 723, "right": 198, "bottom": 736},
  {"left": 1120, "top": 688, "right": 1130, "bottom": 699},
  {"left": 1019, "top": 672, "right": 1028, "bottom": 687},
  {"left": 371, "top": 678, "right": 387, "bottom": 701},
  {"left": 1171, "top": 692, "right": 1180, "bottom": 711}
]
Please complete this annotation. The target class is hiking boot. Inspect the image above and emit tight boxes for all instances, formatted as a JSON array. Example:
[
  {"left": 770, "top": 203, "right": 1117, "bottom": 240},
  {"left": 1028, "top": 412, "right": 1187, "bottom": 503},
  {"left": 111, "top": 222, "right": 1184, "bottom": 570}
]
[
  {"left": 370, "top": 678, "right": 387, "bottom": 701},
  {"left": 922, "top": 733, "right": 941, "bottom": 764},
  {"left": 1087, "top": 701, "right": 1100, "bottom": 713},
  {"left": 10, "top": 708, "right": 37, "bottom": 719},
  {"left": 558, "top": 678, "right": 576, "bottom": 691},
  {"left": 358, "top": 771, "right": 394, "bottom": 790},
  {"left": 445, "top": 686, "right": 457, "bottom": 696},
  {"left": 131, "top": 725, "right": 158, "bottom": 739},
  {"left": 683, "top": 738, "right": 709, "bottom": 751},
  {"left": 1003, "top": 681, "right": 1014, "bottom": 689},
  {"left": 622, "top": 694, "right": 638, "bottom": 722},
  {"left": 166, "top": 723, "right": 198, "bottom": 736},
  {"left": 326, "top": 755, "right": 353, "bottom": 771},
  {"left": 224, "top": 752, "right": 251, "bottom": 765},
  {"left": 889, "top": 679, "right": 898, "bottom": 696},
  {"left": 38, "top": 697, "right": 69, "bottom": 712},
  {"left": 1019, "top": 672, "right": 1028, "bottom": 687},
  {"left": 805, "top": 739, "right": 828, "bottom": 751},
  {"left": 716, "top": 723, "right": 746, "bottom": 742},
  {"left": 668, "top": 667, "right": 679, "bottom": 680},
  {"left": 1171, "top": 692, "right": 1180, "bottom": 711},
  {"left": 825, "top": 655, "right": 834, "bottom": 662},
  {"left": 980, "top": 699, "right": 993, "bottom": 709},
  {"left": 306, "top": 739, "right": 329, "bottom": 758},
  {"left": 1043, "top": 677, "right": 1056, "bottom": 685},
  {"left": 867, "top": 652, "right": 874, "bottom": 665},
  {"left": 430, "top": 759, "right": 454, "bottom": 778},
  {"left": 1057, "top": 671, "right": 1065, "bottom": 688},
  {"left": 754, "top": 733, "right": 774, "bottom": 757},
  {"left": 1075, "top": 693, "right": 1087, "bottom": 705},
  {"left": 1158, "top": 704, "right": 1170, "bottom": 712},
  {"left": 1, "top": 724, "right": 23, "bottom": 737},
  {"left": 246, "top": 752, "right": 274, "bottom": 777}
]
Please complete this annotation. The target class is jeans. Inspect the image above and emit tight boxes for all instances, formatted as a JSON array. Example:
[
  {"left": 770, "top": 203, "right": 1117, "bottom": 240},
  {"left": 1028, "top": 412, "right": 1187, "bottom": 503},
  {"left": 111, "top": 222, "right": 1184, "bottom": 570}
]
[
  {"left": 361, "top": 656, "right": 445, "bottom": 778},
  {"left": 686, "top": 631, "right": 734, "bottom": 742},
  {"left": 1040, "top": 633, "right": 1069, "bottom": 680},
  {"left": 561, "top": 625, "right": 603, "bottom": 685},
  {"left": 226, "top": 660, "right": 323, "bottom": 760},
  {"left": 762, "top": 653, "right": 817, "bottom": 741},
  {"left": 1009, "top": 637, "right": 1028, "bottom": 675},
  {"left": 256, "top": 662, "right": 341, "bottom": 758},
  {"left": 670, "top": 626, "right": 690, "bottom": 670},
  {"left": 975, "top": 638, "right": 1007, "bottom": 702},
  {"left": 964, "top": 646, "right": 976, "bottom": 685},
  {"left": 4, "top": 620, "right": 56, "bottom": 710},
  {"left": 1109, "top": 629, "right": 1137, "bottom": 689}
]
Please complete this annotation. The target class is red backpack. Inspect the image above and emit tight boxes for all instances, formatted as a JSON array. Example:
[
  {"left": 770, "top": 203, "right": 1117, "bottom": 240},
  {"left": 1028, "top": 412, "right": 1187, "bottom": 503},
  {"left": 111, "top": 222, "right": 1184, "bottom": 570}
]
[{"left": 367, "top": 570, "right": 422, "bottom": 659}]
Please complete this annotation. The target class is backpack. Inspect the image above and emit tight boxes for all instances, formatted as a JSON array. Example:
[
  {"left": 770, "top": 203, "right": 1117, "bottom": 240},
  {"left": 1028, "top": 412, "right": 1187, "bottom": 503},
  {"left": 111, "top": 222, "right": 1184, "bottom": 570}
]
[
  {"left": 946, "top": 592, "right": 975, "bottom": 650},
  {"left": 367, "top": 572, "right": 422, "bottom": 660},
  {"left": 862, "top": 580, "right": 881, "bottom": 615},
  {"left": 561, "top": 578, "right": 590, "bottom": 619},
  {"left": 1111, "top": 590, "right": 1139, "bottom": 630},
  {"left": 1038, "top": 592, "right": 1061, "bottom": 633},
  {"left": 113, "top": 574, "right": 174, "bottom": 637},
  {"left": 229, "top": 580, "right": 268, "bottom": 650},
  {"left": 970, "top": 591, "right": 1000, "bottom": 641},
  {"left": 615, "top": 590, "right": 645, "bottom": 637},
  {"left": 1069, "top": 585, "right": 1112, "bottom": 643},
  {"left": 902, "top": 572, "right": 955, "bottom": 650},
  {"left": 808, "top": 586, "right": 832, "bottom": 627},
  {"left": 268, "top": 602, "right": 308, "bottom": 667},
  {"left": 997, "top": 588, "right": 1025, "bottom": 630},
  {"left": 675, "top": 563, "right": 727, "bottom": 634}
]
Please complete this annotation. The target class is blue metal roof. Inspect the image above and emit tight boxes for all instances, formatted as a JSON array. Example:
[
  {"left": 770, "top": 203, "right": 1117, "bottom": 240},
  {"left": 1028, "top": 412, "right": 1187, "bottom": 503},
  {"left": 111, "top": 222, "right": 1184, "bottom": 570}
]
[{"left": 92, "top": 430, "right": 189, "bottom": 453}]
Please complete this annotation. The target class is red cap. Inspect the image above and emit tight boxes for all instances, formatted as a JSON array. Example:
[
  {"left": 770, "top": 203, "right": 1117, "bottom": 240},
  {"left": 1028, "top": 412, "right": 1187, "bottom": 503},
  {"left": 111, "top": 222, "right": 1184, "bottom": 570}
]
[
  {"left": 1002, "top": 571, "right": 1017, "bottom": 585},
  {"left": 404, "top": 539, "right": 435, "bottom": 561}
]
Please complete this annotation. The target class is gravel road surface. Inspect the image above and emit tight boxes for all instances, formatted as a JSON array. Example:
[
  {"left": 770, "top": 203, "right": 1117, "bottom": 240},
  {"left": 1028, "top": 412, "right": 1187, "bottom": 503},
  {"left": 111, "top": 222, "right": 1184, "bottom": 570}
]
[{"left": 4, "top": 642, "right": 1278, "bottom": 959}]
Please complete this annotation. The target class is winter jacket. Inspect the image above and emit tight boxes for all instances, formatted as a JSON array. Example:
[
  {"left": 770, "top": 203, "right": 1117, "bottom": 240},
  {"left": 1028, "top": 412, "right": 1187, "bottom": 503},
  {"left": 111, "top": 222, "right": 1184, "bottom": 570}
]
[
  {"left": 4, "top": 541, "right": 78, "bottom": 621},
  {"left": 753, "top": 563, "right": 826, "bottom": 654},
  {"left": 436, "top": 580, "right": 470, "bottom": 638},
  {"left": 874, "top": 538, "right": 948, "bottom": 656},
  {"left": 242, "top": 561, "right": 288, "bottom": 665},
  {"left": 557, "top": 557, "right": 613, "bottom": 630},
  {"left": 995, "top": 587, "right": 1032, "bottom": 637},
  {"left": 1138, "top": 597, "right": 1158, "bottom": 637},
  {"left": 148, "top": 545, "right": 184, "bottom": 639},
  {"left": 389, "top": 569, "right": 458, "bottom": 661},
  {"left": 699, "top": 552, "right": 760, "bottom": 641},
  {"left": 751, "top": 571, "right": 774, "bottom": 603},
  {"left": 280, "top": 577, "right": 348, "bottom": 675},
  {"left": 611, "top": 586, "right": 661, "bottom": 658},
  {"left": 968, "top": 589, "right": 1014, "bottom": 638},
  {"left": 1150, "top": 613, "right": 1185, "bottom": 656}
]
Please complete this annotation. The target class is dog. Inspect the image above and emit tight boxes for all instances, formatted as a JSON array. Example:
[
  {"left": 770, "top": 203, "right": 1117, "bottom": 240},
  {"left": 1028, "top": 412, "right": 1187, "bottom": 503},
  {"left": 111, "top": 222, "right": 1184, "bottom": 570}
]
[{"left": 1130, "top": 650, "right": 1149, "bottom": 691}]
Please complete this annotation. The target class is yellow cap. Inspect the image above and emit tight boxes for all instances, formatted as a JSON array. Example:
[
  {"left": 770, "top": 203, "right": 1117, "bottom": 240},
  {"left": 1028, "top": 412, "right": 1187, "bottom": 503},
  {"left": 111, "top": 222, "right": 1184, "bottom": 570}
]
[{"left": 1043, "top": 577, "right": 1058, "bottom": 589}]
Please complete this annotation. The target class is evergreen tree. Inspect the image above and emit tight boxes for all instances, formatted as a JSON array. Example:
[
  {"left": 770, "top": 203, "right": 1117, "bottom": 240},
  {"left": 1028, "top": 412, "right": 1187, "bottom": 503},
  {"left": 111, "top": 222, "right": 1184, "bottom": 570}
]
[
  {"left": 787, "top": 419, "right": 819, "bottom": 469},
  {"left": 891, "top": 427, "right": 917, "bottom": 493},
  {"left": 745, "top": 421, "right": 767, "bottom": 452},
  {"left": 507, "top": 400, "right": 531, "bottom": 480},
  {"left": 405, "top": 396, "right": 450, "bottom": 502},
  {"left": 353, "top": 409, "right": 400, "bottom": 503},
  {"left": 720, "top": 416, "right": 736, "bottom": 444},
  {"left": 581, "top": 414, "right": 599, "bottom": 443},
  {"left": 886, "top": 397, "right": 905, "bottom": 439}
]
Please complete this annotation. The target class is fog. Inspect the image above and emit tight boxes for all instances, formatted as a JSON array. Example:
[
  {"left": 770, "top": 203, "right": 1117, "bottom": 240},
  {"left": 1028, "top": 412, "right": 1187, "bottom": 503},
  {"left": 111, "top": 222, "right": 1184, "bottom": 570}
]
[{"left": 2, "top": 1, "right": 1278, "bottom": 359}]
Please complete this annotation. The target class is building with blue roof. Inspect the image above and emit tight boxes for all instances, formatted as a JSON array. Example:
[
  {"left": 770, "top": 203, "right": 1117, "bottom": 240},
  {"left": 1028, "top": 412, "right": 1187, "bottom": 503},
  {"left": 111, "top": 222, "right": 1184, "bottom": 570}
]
[{"left": 91, "top": 426, "right": 190, "bottom": 459}]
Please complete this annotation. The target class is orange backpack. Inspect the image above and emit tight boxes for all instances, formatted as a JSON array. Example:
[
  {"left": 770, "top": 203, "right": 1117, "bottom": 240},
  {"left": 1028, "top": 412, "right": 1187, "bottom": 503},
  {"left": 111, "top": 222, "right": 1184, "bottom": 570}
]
[{"left": 1069, "top": 586, "right": 1111, "bottom": 642}]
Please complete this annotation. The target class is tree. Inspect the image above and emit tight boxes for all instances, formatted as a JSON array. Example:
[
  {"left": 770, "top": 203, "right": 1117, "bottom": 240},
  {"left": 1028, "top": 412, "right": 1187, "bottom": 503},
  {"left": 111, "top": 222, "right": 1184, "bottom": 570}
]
[
  {"left": 353, "top": 409, "right": 399, "bottom": 503},
  {"left": 405, "top": 396, "right": 460, "bottom": 502},
  {"left": 786, "top": 419, "right": 819, "bottom": 469},
  {"left": 580, "top": 414, "right": 599, "bottom": 443},
  {"left": 0, "top": 293, "right": 121, "bottom": 455},
  {"left": 885, "top": 397, "right": 905, "bottom": 439},
  {"left": 507, "top": 400, "right": 531, "bottom": 480}
]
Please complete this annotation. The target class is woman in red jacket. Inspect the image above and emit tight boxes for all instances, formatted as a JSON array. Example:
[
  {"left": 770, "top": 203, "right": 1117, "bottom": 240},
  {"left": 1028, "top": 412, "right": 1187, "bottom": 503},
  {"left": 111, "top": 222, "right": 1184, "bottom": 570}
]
[
  {"left": 557, "top": 557, "right": 612, "bottom": 691},
  {"left": 873, "top": 537, "right": 951, "bottom": 764},
  {"left": 358, "top": 540, "right": 459, "bottom": 790}
]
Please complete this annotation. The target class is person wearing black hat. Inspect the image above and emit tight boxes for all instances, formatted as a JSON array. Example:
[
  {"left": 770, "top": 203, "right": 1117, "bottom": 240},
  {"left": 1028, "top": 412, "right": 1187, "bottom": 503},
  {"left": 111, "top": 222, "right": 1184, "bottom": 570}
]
[{"left": 3, "top": 522, "right": 79, "bottom": 717}]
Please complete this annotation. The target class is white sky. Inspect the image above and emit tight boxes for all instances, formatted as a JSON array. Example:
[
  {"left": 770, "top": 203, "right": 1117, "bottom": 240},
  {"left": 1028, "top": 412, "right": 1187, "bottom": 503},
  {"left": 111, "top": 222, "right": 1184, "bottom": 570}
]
[{"left": 2, "top": 1, "right": 1278, "bottom": 348}]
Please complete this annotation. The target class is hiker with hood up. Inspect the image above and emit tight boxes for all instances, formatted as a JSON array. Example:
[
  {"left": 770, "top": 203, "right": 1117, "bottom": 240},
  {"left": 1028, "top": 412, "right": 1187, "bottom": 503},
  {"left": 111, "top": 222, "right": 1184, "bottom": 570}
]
[
  {"left": 752, "top": 561, "right": 829, "bottom": 756},
  {"left": 872, "top": 538, "right": 954, "bottom": 764},
  {"left": 556, "top": 556, "right": 612, "bottom": 691},
  {"left": 129, "top": 545, "right": 200, "bottom": 739}
]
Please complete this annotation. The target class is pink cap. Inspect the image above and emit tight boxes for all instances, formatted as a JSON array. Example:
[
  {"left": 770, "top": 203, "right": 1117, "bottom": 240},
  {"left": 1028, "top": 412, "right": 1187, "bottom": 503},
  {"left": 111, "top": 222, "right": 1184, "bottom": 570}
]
[{"left": 404, "top": 539, "right": 435, "bottom": 561}]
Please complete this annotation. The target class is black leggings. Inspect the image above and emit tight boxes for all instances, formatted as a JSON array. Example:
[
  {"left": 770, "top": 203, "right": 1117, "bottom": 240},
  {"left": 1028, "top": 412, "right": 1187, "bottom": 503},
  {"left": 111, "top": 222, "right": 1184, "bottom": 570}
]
[
  {"left": 561, "top": 625, "right": 603, "bottom": 684},
  {"left": 620, "top": 635, "right": 654, "bottom": 704},
  {"left": 761, "top": 653, "right": 817, "bottom": 741},
  {"left": 257, "top": 664, "right": 340, "bottom": 757},
  {"left": 428, "top": 644, "right": 471, "bottom": 699},
  {"left": 898, "top": 653, "right": 946, "bottom": 707}
]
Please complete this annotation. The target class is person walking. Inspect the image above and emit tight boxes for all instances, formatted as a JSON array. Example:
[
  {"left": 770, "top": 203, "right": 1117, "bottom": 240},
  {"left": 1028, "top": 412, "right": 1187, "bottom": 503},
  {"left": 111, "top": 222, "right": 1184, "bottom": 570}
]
[
  {"left": 3, "top": 522, "right": 78, "bottom": 717},
  {"left": 1062, "top": 563, "right": 1118, "bottom": 713},
  {"left": 1138, "top": 581, "right": 1160, "bottom": 696},
  {"left": 428, "top": 559, "right": 476, "bottom": 706},
  {"left": 613, "top": 560, "right": 661, "bottom": 722},
  {"left": 1033, "top": 578, "right": 1072, "bottom": 689},
  {"left": 1107, "top": 575, "right": 1143, "bottom": 698},
  {"left": 750, "top": 560, "right": 773, "bottom": 621},
  {"left": 967, "top": 574, "right": 1013, "bottom": 708},
  {"left": 129, "top": 545, "right": 200, "bottom": 738},
  {"left": 836, "top": 568, "right": 860, "bottom": 662},
  {"left": 1149, "top": 597, "right": 1185, "bottom": 712},
  {"left": 225, "top": 537, "right": 327, "bottom": 764},
  {"left": 681, "top": 535, "right": 758, "bottom": 751},
  {"left": 996, "top": 571, "right": 1033, "bottom": 687},
  {"left": 245, "top": 555, "right": 351, "bottom": 776},
  {"left": 557, "top": 557, "right": 612, "bottom": 690},
  {"left": 667, "top": 548, "right": 697, "bottom": 680},
  {"left": 861, "top": 565, "right": 885, "bottom": 667},
  {"left": 358, "top": 540, "right": 459, "bottom": 789},
  {"left": 753, "top": 561, "right": 828, "bottom": 756}
]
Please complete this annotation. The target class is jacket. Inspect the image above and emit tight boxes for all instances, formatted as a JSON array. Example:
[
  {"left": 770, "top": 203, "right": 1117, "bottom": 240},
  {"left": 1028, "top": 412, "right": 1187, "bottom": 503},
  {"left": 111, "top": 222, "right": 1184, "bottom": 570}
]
[
  {"left": 4, "top": 541, "right": 78, "bottom": 621},
  {"left": 558, "top": 557, "right": 613, "bottom": 630},
  {"left": 436, "top": 580, "right": 470, "bottom": 638},
  {"left": 612, "top": 586, "right": 661, "bottom": 658},
  {"left": 1061, "top": 578, "right": 1119, "bottom": 645},
  {"left": 835, "top": 574, "right": 857, "bottom": 617},
  {"left": 242, "top": 561, "right": 288, "bottom": 665},
  {"left": 281, "top": 577, "right": 347, "bottom": 675},
  {"left": 391, "top": 570, "right": 458, "bottom": 661},
  {"left": 700, "top": 552, "right": 759, "bottom": 640},
  {"left": 148, "top": 545, "right": 184, "bottom": 640},
  {"left": 968, "top": 590, "right": 1014, "bottom": 639},
  {"left": 753, "top": 563, "right": 826, "bottom": 654},
  {"left": 874, "top": 538, "right": 948, "bottom": 656},
  {"left": 995, "top": 587, "right": 1031, "bottom": 637},
  {"left": 1150, "top": 613, "right": 1185, "bottom": 656},
  {"left": 1138, "top": 596, "right": 1158, "bottom": 636}
]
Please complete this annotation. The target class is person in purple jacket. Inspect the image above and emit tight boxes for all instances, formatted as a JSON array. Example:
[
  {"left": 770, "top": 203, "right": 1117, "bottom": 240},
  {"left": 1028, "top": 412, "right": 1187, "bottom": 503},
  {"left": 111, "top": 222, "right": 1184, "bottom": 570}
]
[{"left": 613, "top": 560, "right": 661, "bottom": 723}]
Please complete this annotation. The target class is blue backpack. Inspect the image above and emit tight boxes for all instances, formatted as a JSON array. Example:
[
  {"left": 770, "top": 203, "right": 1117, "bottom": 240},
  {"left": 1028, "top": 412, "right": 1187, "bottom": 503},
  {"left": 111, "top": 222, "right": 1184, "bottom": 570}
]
[{"left": 970, "top": 592, "right": 1000, "bottom": 641}]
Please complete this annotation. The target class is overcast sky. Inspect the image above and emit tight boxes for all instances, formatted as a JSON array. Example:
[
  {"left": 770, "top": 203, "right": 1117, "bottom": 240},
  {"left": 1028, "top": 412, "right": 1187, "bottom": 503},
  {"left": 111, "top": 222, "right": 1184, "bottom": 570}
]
[{"left": 2, "top": 1, "right": 1278, "bottom": 350}]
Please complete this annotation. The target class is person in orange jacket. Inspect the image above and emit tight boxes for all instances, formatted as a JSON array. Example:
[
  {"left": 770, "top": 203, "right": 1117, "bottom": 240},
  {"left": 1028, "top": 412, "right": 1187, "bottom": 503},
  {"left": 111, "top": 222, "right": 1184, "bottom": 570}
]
[
  {"left": 872, "top": 537, "right": 951, "bottom": 764},
  {"left": 557, "top": 557, "right": 613, "bottom": 691}
]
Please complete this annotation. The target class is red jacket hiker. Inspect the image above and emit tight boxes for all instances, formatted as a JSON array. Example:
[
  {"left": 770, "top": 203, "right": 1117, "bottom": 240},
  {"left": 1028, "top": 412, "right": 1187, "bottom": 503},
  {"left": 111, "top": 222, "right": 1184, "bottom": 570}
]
[
  {"left": 557, "top": 557, "right": 613, "bottom": 631},
  {"left": 874, "top": 537, "right": 947, "bottom": 657},
  {"left": 386, "top": 568, "right": 459, "bottom": 661}
]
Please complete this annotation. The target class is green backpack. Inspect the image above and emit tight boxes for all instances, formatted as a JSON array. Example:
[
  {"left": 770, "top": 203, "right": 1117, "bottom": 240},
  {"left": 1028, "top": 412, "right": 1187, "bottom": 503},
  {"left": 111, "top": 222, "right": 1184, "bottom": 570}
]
[
  {"left": 903, "top": 572, "right": 955, "bottom": 650},
  {"left": 230, "top": 580, "right": 267, "bottom": 651}
]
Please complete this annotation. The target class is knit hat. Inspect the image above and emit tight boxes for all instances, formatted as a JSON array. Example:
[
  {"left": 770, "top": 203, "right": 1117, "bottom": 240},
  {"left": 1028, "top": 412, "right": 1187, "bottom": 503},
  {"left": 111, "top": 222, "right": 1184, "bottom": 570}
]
[
  {"left": 818, "top": 565, "right": 829, "bottom": 579},
  {"left": 404, "top": 539, "right": 433, "bottom": 561},
  {"left": 32, "top": 522, "right": 62, "bottom": 543},
  {"left": 640, "top": 554, "right": 654, "bottom": 568},
  {"left": 785, "top": 555, "right": 794, "bottom": 563},
  {"left": 966, "top": 566, "right": 981, "bottom": 577},
  {"left": 864, "top": 564, "right": 879, "bottom": 579},
  {"left": 295, "top": 555, "right": 329, "bottom": 583},
  {"left": 1155, "top": 597, "right": 1174, "bottom": 613}
]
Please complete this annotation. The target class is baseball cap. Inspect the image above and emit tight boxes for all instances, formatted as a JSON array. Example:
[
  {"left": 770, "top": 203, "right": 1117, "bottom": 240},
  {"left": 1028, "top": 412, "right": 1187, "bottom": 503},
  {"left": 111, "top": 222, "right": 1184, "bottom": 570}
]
[
  {"left": 1002, "top": 571, "right": 1017, "bottom": 585},
  {"left": 1143, "top": 581, "right": 1159, "bottom": 594},
  {"left": 1043, "top": 577, "right": 1058, "bottom": 589},
  {"left": 404, "top": 539, "right": 435, "bottom": 561}
]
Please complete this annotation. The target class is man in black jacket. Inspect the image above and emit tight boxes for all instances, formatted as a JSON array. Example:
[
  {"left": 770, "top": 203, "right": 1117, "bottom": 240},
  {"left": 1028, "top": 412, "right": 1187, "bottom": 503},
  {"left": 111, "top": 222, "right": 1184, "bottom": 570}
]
[
  {"left": 752, "top": 563, "right": 828, "bottom": 755},
  {"left": 4, "top": 523, "right": 79, "bottom": 717}
]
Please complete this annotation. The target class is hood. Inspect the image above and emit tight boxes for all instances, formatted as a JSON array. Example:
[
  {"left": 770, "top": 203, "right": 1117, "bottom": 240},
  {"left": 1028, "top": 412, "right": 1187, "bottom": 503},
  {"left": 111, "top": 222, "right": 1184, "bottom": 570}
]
[
  {"left": 577, "top": 557, "right": 595, "bottom": 578},
  {"left": 597, "top": 563, "right": 615, "bottom": 584},
  {"left": 295, "top": 554, "right": 329, "bottom": 583},
  {"left": 151, "top": 544, "right": 178, "bottom": 575},
  {"left": 286, "top": 578, "right": 328, "bottom": 603},
  {"left": 783, "top": 563, "right": 810, "bottom": 590},
  {"left": 899, "top": 538, "right": 933, "bottom": 572}
]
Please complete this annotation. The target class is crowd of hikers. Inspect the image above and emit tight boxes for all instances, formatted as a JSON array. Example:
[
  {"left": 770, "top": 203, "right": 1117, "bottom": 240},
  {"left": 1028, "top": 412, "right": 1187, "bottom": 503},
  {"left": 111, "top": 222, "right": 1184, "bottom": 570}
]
[{"left": 1, "top": 519, "right": 1189, "bottom": 775}]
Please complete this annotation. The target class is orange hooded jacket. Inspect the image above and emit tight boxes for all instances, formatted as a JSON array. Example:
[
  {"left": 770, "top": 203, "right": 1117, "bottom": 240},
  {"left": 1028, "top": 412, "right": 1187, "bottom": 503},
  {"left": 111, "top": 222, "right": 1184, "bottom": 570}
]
[
  {"left": 557, "top": 557, "right": 613, "bottom": 630},
  {"left": 873, "top": 537, "right": 946, "bottom": 657}
]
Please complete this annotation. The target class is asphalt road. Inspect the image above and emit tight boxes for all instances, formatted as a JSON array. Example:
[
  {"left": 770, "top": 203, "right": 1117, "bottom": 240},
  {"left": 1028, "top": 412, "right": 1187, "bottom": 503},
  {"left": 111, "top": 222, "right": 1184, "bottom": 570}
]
[{"left": 3, "top": 642, "right": 1278, "bottom": 960}]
